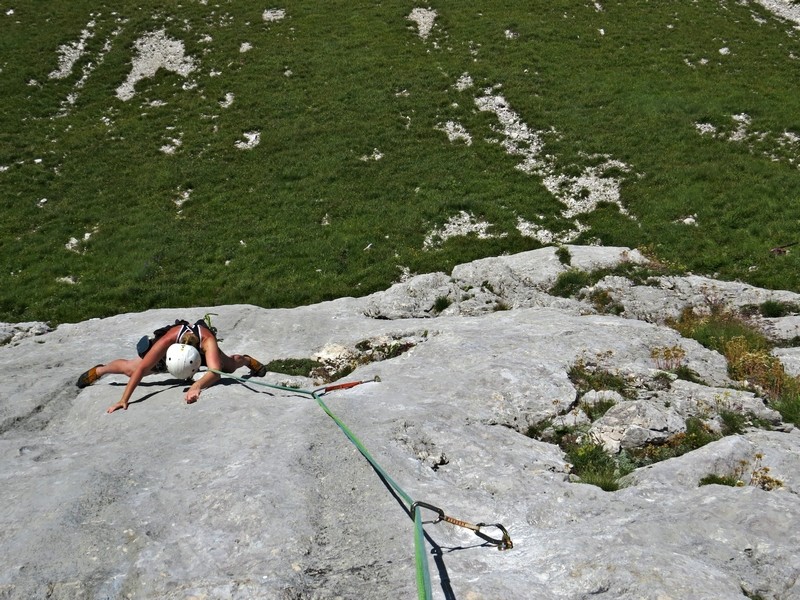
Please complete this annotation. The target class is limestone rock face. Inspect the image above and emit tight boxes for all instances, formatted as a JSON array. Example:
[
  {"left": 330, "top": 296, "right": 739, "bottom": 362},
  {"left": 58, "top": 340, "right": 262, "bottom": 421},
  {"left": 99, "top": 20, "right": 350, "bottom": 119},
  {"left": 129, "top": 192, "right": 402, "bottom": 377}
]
[
  {"left": 590, "top": 400, "right": 687, "bottom": 453},
  {"left": 2, "top": 246, "right": 800, "bottom": 600}
]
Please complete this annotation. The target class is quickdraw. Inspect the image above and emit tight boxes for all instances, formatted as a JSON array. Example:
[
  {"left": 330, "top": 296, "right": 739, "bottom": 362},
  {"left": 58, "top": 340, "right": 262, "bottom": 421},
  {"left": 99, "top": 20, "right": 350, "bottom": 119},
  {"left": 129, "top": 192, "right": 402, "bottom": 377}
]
[
  {"left": 411, "top": 501, "right": 513, "bottom": 551},
  {"left": 317, "top": 375, "right": 381, "bottom": 395}
]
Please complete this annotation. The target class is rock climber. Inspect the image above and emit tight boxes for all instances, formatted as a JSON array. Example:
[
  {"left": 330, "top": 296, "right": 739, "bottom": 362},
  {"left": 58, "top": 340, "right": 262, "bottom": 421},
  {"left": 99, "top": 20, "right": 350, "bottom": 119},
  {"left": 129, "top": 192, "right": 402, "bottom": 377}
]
[{"left": 75, "top": 318, "right": 267, "bottom": 413}]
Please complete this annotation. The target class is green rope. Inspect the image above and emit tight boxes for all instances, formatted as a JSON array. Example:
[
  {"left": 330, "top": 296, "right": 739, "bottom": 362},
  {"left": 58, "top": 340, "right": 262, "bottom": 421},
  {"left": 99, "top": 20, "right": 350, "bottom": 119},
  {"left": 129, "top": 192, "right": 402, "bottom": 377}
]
[{"left": 210, "top": 370, "right": 433, "bottom": 600}]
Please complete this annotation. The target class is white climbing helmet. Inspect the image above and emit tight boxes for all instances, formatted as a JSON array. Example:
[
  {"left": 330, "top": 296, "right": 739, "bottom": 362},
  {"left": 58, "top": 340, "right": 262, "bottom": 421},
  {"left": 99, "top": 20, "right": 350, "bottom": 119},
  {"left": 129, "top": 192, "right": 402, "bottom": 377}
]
[{"left": 166, "top": 343, "right": 201, "bottom": 379}]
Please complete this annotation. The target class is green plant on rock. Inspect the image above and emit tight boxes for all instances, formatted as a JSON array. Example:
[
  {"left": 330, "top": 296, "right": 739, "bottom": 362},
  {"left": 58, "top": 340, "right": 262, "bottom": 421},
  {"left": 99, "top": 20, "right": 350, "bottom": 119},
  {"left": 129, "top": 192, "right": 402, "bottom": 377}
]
[
  {"left": 669, "top": 307, "right": 800, "bottom": 427},
  {"left": 699, "top": 453, "right": 783, "bottom": 491},
  {"left": 718, "top": 409, "right": 747, "bottom": 435},
  {"left": 758, "top": 299, "right": 799, "bottom": 318},
  {"left": 650, "top": 345, "right": 687, "bottom": 371},
  {"left": 587, "top": 289, "right": 624, "bottom": 315},
  {"left": 669, "top": 305, "right": 769, "bottom": 355},
  {"left": 749, "top": 453, "right": 784, "bottom": 491},
  {"left": 550, "top": 269, "right": 592, "bottom": 298},
  {"left": 627, "top": 417, "right": 719, "bottom": 467},
  {"left": 568, "top": 359, "right": 634, "bottom": 399},
  {"left": 649, "top": 345, "right": 705, "bottom": 384},
  {"left": 673, "top": 364, "right": 704, "bottom": 384},
  {"left": 433, "top": 295, "right": 452, "bottom": 313},
  {"left": 264, "top": 358, "right": 323, "bottom": 377},
  {"left": 556, "top": 246, "right": 572, "bottom": 265},
  {"left": 566, "top": 441, "right": 621, "bottom": 492},
  {"left": 724, "top": 336, "right": 786, "bottom": 399},
  {"left": 699, "top": 473, "right": 740, "bottom": 487},
  {"left": 580, "top": 398, "right": 616, "bottom": 421}
]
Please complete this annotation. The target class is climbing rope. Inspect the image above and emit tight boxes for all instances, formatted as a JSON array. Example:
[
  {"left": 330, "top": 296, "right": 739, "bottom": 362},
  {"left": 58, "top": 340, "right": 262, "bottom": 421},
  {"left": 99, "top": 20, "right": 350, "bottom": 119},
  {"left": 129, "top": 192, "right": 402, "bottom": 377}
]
[{"left": 210, "top": 369, "right": 512, "bottom": 599}]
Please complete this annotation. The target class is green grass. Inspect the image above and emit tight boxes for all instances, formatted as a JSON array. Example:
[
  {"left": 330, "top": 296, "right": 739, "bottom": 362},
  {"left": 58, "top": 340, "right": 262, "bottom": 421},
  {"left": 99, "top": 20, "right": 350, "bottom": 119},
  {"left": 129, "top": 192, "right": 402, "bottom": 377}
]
[
  {"left": 264, "top": 358, "right": 323, "bottom": 377},
  {"left": 3, "top": 1, "right": 800, "bottom": 323},
  {"left": 568, "top": 360, "right": 634, "bottom": 399},
  {"left": 566, "top": 441, "right": 622, "bottom": 492},
  {"left": 699, "top": 473, "right": 739, "bottom": 487}
]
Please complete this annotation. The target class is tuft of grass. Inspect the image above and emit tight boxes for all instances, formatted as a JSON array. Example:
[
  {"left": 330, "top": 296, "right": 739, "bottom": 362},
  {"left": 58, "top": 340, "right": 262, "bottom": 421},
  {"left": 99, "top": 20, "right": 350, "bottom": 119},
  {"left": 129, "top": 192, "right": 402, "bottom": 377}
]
[
  {"left": 549, "top": 269, "right": 592, "bottom": 298},
  {"left": 772, "top": 390, "right": 800, "bottom": 427},
  {"left": 555, "top": 246, "right": 572, "bottom": 265},
  {"left": 719, "top": 409, "right": 747, "bottom": 435},
  {"left": 669, "top": 305, "right": 770, "bottom": 355},
  {"left": 264, "top": 358, "right": 323, "bottom": 377},
  {"left": 581, "top": 398, "right": 616, "bottom": 421},
  {"left": 587, "top": 289, "right": 624, "bottom": 315},
  {"left": 433, "top": 295, "right": 452, "bottom": 313},
  {"left": 568, "top": 360, "right": 634, "bottom": 399},
  {"left": 673, "top": 365, "right": 705, "bottom": 384},
  {"left": 667, "top": 306, "right": 800, "bottom": 428},
  {"left": 758, "top": 299, "right": 799, "bottom": 318},
  {"left": 699, "top": 473, "right": 739, "bottom": 487},
  {"left": 566, "top": 441, "right": 620, "bottom": 492}
]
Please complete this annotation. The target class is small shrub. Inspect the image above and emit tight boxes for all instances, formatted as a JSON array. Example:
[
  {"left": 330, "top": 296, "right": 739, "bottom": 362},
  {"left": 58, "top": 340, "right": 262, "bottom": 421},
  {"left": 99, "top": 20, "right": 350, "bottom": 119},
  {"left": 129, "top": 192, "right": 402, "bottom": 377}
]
[
  {"left": 556, "top": 246, "right": 572, "bottom": 265},
  {"left": 550, "top": 269, "right": 591, "bottom": 298},
  {"left": 759, "top": 299, "right": 799, "bottom": 318},
  {"left": 650, "top": 345, "right": 686, "bottom": 371},
  {"left": 719, "top": 409, "right": 747, "bottom": 435},
  {"left": 749, "top": 453, "right": 783, "bottom": 491},
  {"left": 433, "top": 296, "right": 452, "bottom": 313}
]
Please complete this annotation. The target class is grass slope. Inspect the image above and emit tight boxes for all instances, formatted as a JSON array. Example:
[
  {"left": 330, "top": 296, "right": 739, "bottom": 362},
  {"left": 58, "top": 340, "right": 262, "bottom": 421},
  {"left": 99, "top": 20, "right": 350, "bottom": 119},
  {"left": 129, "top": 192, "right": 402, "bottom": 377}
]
[{"left": 2, "top": 1, "right": 800, "bottom": 324}]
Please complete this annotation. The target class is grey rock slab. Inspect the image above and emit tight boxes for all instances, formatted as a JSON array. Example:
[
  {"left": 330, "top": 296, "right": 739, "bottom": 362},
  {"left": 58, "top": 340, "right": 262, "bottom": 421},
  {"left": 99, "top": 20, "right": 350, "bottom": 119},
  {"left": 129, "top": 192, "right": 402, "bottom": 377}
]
[
  {"left": 594, "top": 273, "right": 800, "bottom": 326},
  {"left": 761, "top": 315, "right": 800, "bottom": 343},
  {"left": 589, "top": 400, "right": 687, "bottom": 453},
  {"left": 2, "top": 248, "right": 800, "bottom": 599},
  {"left": 663, "top": 379, "right": 783, "bottom": 426},
  {"left": 774, "top": 346, "right": 800, "bottom": 377}
]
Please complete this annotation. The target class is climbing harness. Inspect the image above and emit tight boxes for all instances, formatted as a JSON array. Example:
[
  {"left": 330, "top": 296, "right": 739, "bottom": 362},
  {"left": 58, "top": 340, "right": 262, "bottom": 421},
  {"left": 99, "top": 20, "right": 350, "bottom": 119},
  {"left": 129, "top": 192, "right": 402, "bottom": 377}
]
[{"left": 209, "top": 369, "right": 513, "bottom": 600}]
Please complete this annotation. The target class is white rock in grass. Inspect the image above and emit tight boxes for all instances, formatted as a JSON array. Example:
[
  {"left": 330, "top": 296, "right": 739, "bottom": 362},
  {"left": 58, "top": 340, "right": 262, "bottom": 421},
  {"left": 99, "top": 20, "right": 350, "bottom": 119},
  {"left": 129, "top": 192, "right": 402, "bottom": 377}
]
[
  {"left": 219, "top": 92, "right": 235, "bottom": 108},
  {"left": 116, "top": 30, "right": 197, "bottom": 101},
  {"left": 454, "top": 72, "right": 473, "bottom": 91},
  {"left": 359, "top": 148, "right": 383, "bottom": 161},
  {"left": 235, "top": 131, "right": 261, "bottom": 150},
  {"left": 423, "top": 211, "right": 506, "bottom": 249},
  {"left": 407, "top": 7, "right": 437, "bottom": 40},
  {"left": 263, "top": 8, "right": 286, "bottom": 22},
  {"left": 49, "top": 22, "right": 96, "bottom": 79},
  {"left": 435, "top": 120, "right": 472, "bottom": 145}
]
